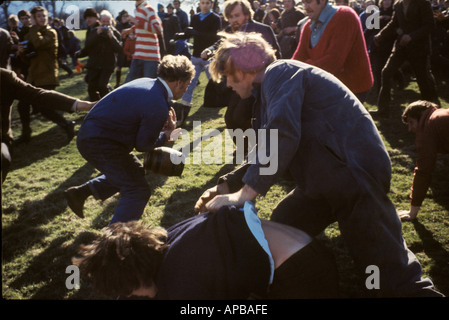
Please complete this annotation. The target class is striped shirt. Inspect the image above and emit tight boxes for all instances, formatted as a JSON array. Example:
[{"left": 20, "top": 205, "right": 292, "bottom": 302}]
[{"left": 132, "top": 1, "right": 163, "bottom": 61}]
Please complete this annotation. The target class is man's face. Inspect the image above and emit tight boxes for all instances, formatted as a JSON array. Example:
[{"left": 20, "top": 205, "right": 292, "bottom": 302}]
[
  {"left": 302, "top": 0, "right": 327, "bottom": 21},
  {"left": 34, "top": 11, "right": 48, "bottom": 27},
  {"left": 283, "top": 0, "right": 295, "bottom": 11},
  {"left": 20, "top": 15, "right": 31, "bottom": 27},
  {"left": 226, "top": 70, "right": 255, "bottom": 99},
  {"left": 173, "top": 1, "right": 181, "bottom": 9},
  {"left": 199, "top": 0, "right": 213, "bottom": 14},
  {"left": 227, "top": 5, "right": 249, "bottom": 31},
  {"left": 407, "top": 118, "right": 419, "bottom": 133},
  {"left": 86, "top": 16, "right": 98, "bottom": 27}
]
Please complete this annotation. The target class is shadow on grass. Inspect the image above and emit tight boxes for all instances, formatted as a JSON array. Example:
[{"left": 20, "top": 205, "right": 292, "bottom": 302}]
[
  {"left": 2, "top": 163, "right": 96, "bottom": 264},
  {"left": 9, "top": 230, "right": 108, "bottom": 299},
  {"left": 411, "top": 220, "right": 449, "bottom": 296},
  {"left": 9, "top": 125, "right": 76, "bottom": 173}
]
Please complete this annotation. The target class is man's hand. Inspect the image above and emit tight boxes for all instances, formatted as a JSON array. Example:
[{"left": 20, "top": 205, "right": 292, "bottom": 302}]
[
  {"left": 397, "top": 205, "right": 420, "bottom": 221},
  {"left": 162, "top": 107, "right": 178, "bottom": 141},
  {"left": 194, "top": 183, "right": 230, "bottom": 214},
  {"left": 204, "top": 184, "right": 258, "bottom": 213}
]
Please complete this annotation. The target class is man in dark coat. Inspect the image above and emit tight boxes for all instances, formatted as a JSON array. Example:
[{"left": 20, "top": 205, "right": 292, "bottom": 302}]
[
  {"left": 195, "top": 33, "right": 444, "bottom": 298},
  {"left": 373, "top": 0, "right": 440, "bottom": 117}
]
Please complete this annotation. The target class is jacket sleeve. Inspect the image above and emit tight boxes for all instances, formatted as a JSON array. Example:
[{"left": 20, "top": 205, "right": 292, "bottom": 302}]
[
  {"left": 26, "top": 26, "right": 57, "bottom": 51},
  {"left": 410, "top": 126, "right": 439, "bottom": 207},
  {"left": 135, "top": 97, "right": 169, "bottom": 152},
  {"left": 242, "top": 64, "right": 305, "bottom": 195},
  {"left": 2, "top": 69, "right": 76, "bottom": 112}
]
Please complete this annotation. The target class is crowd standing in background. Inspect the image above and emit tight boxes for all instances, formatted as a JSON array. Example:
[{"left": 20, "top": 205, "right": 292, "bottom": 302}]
[{"left": 1, "top": 0, "right": 449, "bottom": 299}]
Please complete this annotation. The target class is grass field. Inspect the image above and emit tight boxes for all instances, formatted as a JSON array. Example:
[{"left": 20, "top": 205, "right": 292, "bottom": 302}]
[{"left": 2, "top": 29, "right": 449, "bottom": 300}]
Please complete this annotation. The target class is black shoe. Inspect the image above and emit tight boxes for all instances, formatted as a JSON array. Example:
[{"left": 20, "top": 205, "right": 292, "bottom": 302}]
[
  {"left": 64, "top": 186, "right": 87, "bottom": 218},
  {"left": 64, "top": 121, "right": 76, "bottom": 142}
]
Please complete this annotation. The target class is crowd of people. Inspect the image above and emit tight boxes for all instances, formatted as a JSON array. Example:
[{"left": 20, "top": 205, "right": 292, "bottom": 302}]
[{"left": 1, "top": 0, "right": 448, "bottom": 300}]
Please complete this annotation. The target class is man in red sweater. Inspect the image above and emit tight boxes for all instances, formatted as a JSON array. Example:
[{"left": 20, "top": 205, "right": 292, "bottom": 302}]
[
  {"left": 398, "top": 101, "right": 449, "bottom": 220},
  {"left": 292, "top": 0, "right": 373, "bottom": 102}
]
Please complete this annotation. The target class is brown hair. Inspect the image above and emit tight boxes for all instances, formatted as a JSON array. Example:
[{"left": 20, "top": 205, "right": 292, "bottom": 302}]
[
  {"left": 223, "top": 0, "right": 254, "bottom": 21},
  {"left": 401, "top": 100, "right": 438, "bottom": 124},
  {"left": 72, "top": 221, "right": 168, "bottom": 297},
  {"left": 157, "top": 54, "right": 196, "bottom": 83},
  {"left": 30, "top": 6, "right": 47, "bottom": 18}
]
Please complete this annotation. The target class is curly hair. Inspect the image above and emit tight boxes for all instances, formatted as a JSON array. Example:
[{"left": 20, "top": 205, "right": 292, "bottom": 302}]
[
  {"left": 72, "top": 221, "right": 168, "bottom": 298},
  {"left": 157, "top": 54, "right": 195, "bottom": 83}
]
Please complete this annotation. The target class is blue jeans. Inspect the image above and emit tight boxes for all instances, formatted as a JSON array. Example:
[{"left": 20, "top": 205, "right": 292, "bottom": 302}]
[
  {"left": 182, "top": 56, "right": 211, "bottom": 103},
  {"left": 124, "top": 59, "right": 159, "bottom": 83},
  {"left": 77, "top": 138, "right": 151, "bottom": 225}
]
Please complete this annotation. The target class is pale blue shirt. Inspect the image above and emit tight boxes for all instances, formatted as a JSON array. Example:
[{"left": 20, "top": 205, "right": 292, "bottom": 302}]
[
  {"left": 241, "top": 201, "right": 275, "bottom": 284},
  {"left": 310, "top": 3, "right": 337, "bottom": 48}
]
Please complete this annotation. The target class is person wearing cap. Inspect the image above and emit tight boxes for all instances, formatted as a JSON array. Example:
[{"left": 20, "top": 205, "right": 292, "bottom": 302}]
[
  {"left": 292, "top": 0, "right": 373, "bottom": 102},
  {"left": 194, "top": 33, "right": 444, "bottom": 298},
  {"left": 397, "top": 100, "right": 449, "bottom": 221}
]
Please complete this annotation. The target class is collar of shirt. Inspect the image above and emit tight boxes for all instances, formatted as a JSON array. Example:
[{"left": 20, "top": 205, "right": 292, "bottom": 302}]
[
  {"left": 157, "top": 77, "right": 174, "bottom": 103},
  {"left": 309, "top": 3, "right": 337, "bottom": 48},
  {"left": 199, "top": 11, "right": 212, "bottom": 21},
  {"left": 311, "top": 3, "right": 336, "bottom": 30}
]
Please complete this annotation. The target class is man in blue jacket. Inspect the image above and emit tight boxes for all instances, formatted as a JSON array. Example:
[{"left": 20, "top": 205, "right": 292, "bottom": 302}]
[
  {"left": 64, "top": 54, "right": 195, "bottom": 225},
  {"left": 195, "top": 33, "right": 444, "bottom": 298}
]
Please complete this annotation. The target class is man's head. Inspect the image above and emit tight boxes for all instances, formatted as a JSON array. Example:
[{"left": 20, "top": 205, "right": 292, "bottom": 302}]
[
  {"left": 302, "top": 0, "right": 328, "bottom": 21},
  {"left": 199, "top": 0, "right": 213, "bottom": 14},
  {"left": 401, "top": 100, "right": 438, "bottom": 133},
  {"left": 73, "top": 221, "right": 168, "bottom": 298},
  {"left": 30, "top": 6, "right": 48, "bottom": 27},
  {"left": 223, "top": 0, "right": 254, "bottom": 31},
  {"left": 18, "top": 10, "right": 31, "bottom": 27},
  {"left": 173, "top": 0, "right": 181, "bottom": 10},
  {"left": 157, "top": 54, "right": 195, "bottom": 100},
  {"left": 84, "top": 7, "right": 99, "bottom": 27},
  {"left": 283, "top": 0, "right": 296, "bottom": 11},
  {"left": 210, "top": 32, "right": 276, "bottom": 98}
]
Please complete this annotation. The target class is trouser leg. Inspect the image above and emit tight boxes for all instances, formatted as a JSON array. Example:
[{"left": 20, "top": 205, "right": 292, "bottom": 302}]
[
  {"left": 409, "top": 55, "right": 439, "bottom": 105},
  {"left": 78, "top": 140, "right": 151, "bottom": 225},
  {"left": 377, "top": 50, "right": 405, "bottom": 115}
]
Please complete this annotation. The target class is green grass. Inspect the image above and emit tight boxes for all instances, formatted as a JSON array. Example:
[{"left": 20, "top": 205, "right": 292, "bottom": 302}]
[{"left": 2, "top": 30, "right": 449, "bottom": 299}]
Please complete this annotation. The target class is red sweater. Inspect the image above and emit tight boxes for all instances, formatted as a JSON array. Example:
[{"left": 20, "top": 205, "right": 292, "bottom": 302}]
[{"left": 292, "top": 7, "right": 373, "bottom": 94}]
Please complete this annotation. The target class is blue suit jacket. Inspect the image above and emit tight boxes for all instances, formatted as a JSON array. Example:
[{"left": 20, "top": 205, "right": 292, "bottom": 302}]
[{"left": 77, "top": 78, "right": 170, "bottom": 152}]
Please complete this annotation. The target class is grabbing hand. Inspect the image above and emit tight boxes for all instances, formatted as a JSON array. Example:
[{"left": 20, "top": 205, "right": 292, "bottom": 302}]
[{"left": 194, "top": 183, "right": 230, "bottom": 214}]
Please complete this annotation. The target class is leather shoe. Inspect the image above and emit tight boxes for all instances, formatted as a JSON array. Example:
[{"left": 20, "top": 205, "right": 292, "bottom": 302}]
[{"left": 64, "top": 187, "right": 86, "bottom": 218}]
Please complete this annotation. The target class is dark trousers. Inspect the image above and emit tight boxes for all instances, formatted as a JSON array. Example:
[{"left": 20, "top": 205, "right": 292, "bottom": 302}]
[
  {"left": 77, "top": 138, "right": 152, "bottom": 225},
  {"left": 378, "top": 50, "right": 439, "bottom": 114},
  {"left": 268, "top": 239, "right": 340, "bottom": 299},
  {"left": 87, "top": 68, "right": 113, "bottom": 102},
  {"left": 17, "top": 85, "right": 70, "bottom": 136}
]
